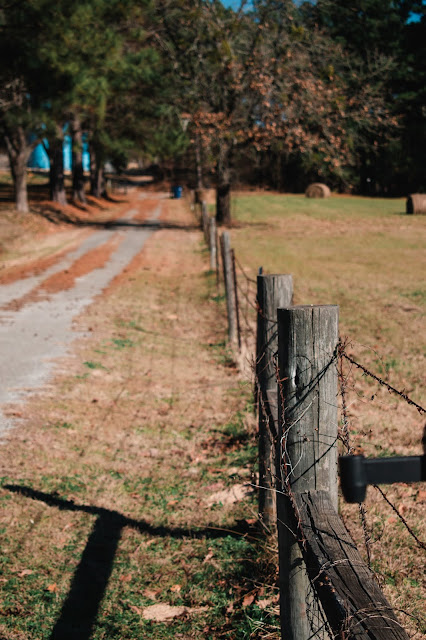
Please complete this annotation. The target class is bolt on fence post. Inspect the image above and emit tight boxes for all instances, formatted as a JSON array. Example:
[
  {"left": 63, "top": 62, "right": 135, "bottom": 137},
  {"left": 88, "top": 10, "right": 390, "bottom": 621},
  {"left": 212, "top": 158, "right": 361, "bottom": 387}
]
[
  {"left": 277, "top": 305, "right": 339, "bottom": 640},
  {"left": 220, "top": 232, "right": 238, "bottom": 345},
  {"left": 256, "top": 274, "right": 293, "bottom": 529}
]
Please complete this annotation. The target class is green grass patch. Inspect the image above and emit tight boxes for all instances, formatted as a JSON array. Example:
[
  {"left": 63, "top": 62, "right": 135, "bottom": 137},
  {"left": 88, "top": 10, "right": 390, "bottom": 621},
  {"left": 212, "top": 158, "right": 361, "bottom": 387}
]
[{"left": 83, "top": 360, "right": 107, "bottom": 370}]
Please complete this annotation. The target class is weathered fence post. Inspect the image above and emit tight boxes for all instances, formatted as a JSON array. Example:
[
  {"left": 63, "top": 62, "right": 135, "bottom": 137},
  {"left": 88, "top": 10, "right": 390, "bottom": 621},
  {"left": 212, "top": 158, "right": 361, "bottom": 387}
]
[
  {"left": 201, "top": 201, "right": 209, "bottom": 243},
  {"left": 220, "top": 232, "right": 238, "bottom": 345},
  {"left": 209, "top": 217, "right": 217, "bottom": 271},
  {"left": 277, "top": 305, "right": 338, "bottom": 640},
  {"left": 231, "top": 249, "right": 242, "bottom": 350},
  {"left": 256, "top": 274, "right": 293, "bottom": 529},
  {"left": 215, "top": 226, "right": 220, "bottom": 288}
]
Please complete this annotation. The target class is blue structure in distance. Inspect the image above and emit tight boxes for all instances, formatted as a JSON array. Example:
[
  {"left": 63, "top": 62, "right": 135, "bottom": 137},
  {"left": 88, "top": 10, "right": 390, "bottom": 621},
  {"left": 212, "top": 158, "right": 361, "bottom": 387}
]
[{"left": 27, "top": 135, "right": 90, "bottom": 172}]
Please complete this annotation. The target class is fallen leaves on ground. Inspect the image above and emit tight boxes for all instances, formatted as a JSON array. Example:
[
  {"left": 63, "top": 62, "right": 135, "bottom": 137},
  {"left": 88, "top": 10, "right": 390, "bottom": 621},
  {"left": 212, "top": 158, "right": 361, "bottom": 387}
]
[
  {"left": 141, "top": 603, "right": 208, "bottom": 622},
  {"left": 205, "top": 483, "right": 255, "bottom": 506}
]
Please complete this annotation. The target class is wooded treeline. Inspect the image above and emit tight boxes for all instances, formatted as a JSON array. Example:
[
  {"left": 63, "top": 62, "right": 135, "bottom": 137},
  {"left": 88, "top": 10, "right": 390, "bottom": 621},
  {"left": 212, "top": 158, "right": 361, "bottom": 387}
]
[{"left": 0, "top": 0, "right": 425, "bottom": 223}]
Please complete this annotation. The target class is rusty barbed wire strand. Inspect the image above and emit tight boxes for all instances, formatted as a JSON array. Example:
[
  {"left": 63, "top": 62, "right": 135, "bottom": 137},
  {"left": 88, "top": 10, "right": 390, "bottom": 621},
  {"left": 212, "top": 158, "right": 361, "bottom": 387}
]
[
  {"left": 235, "top": 278, "right": 258, "bottom": 312},
  {"left": 228, "top": 247, "right": 424, "bottom": 634},
  {"left": 274, "top": 358, "right": 308, "bottom": 550},
  {"left": 338, "top": 345, "right": 380, "bottom": 567},
  {"left": 234, "top": 254, "right": 257, "bottom": 285},
  {"left": 358, "top": 503, "right": 372, "bottom": 568},
  {"left": 255, "top": 376, "right": 278, "bottom": 458},
  {"left": 235, "top": 279, "right": 256, "bottom": 337},
  {"left": 338, "top": 338, "right": 354, "bottom": 455},
  {"left": 338, "top": 343, "right": 425, "bottom": 415},
  {"left": 373, "top": 484, "right": 426, "bottom": 551},
  {"left": 337, "top": 342, "right": 425, "bottom": 565}
]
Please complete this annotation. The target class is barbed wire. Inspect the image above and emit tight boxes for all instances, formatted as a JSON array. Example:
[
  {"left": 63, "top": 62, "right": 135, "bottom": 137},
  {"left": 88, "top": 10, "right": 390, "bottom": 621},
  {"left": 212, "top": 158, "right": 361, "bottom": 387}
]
[
  {"left": 234, "top": 254, "right": 257, "bottom": 285},
  {"left": 373, "top": 484, "right": 426, "bottom": 551},
  {"left": 338, "top": 342, "right": 425, "bottom": 415},
  {"left": 210, "top": 233, "right": 425, "bottom": 636},
  {"left": 338, "top": 341, "right": 426, "bottom": 561}
]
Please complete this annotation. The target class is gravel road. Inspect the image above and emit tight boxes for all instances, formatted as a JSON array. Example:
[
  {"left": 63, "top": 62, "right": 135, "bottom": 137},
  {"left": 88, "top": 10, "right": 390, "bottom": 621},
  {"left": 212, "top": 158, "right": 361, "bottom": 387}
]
[{"left": 0, "top": 193, "right": 164, "bottom": 434}]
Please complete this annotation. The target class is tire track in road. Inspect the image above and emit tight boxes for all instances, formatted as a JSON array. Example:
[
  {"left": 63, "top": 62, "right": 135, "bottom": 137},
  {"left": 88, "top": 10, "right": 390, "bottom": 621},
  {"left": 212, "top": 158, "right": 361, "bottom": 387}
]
[{"left": 0, "top": 193, "right": 164, "bottom": 434}]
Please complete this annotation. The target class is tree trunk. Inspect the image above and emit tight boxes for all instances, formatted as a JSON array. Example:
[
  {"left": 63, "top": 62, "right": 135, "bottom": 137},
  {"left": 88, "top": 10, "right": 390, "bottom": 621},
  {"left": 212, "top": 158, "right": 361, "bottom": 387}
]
[
  {"left": 216, "top": 142, "right": 231, "bottom": 225},
  {"left": 90, "top": 144, "right": 107, "bottom": 198},
  {"left": 71, "top": 115, "right": 86, "bottom": 204},
  {"left": 4, "top": 126, "right": 32, "bottom": 214},
  {"left": 49, "top": 135, "right": 67, "bottom": 206},
  {"left": 194, "top": 133, "right": 204, "bottom": 204},
  {"left": 15, "top": 161, "right": 29, "bottom": 213}
]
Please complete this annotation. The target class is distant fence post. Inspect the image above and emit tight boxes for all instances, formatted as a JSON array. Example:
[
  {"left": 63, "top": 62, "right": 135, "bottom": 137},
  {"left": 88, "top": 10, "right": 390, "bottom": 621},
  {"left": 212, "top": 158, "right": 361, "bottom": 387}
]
[
  {"left": 215, "top": 225, "right": 220, "bottom": 288},
  {"left": 256, "top": 274, "right": 293, "bottom": 529},
  {"left": 231, "top": 249, "right": 242, "bottom": 350},
  {"left": 209, "top": 217, "right": 217, "bottom": 271},
  {"left": 277, "top": 305, "right": 338, "bottom": 640},
  {"left": 201, "top": 201, "right": 209, "bottom": 243},
  {"left": 220, "top": 232, "right": 238, "bottom": 345}
]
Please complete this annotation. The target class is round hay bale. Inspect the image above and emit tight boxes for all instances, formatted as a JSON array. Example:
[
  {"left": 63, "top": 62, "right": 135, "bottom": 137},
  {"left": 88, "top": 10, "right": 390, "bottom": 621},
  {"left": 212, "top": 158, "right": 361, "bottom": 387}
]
[
  {"left": 305, "top": 183, "right": 331, "bottom": 198},
  {"left": 406, "top": 193, "right": 426, "bottom": 215}
]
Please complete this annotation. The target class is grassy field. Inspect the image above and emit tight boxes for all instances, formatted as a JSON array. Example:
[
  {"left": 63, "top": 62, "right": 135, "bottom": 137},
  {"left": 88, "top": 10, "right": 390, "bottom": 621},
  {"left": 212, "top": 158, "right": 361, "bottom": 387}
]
[
  {"left": 227, "top": 192, "right": 425, "bottom": 638},
  {"left": 0, "top": 189, "right": 424, "bottom": 639},
  {"left": 231, "top": 193, "right": 424, "bottom": 387}
]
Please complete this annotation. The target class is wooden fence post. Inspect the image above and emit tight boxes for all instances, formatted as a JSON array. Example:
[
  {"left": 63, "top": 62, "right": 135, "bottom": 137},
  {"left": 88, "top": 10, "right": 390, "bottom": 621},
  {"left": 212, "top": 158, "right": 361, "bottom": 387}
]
[
  {"left": 215, "top": 226, "right": 220, "bottom": 288},
  {"left": 231, "top": 249, "right": 242, "bottom": 350},
  {"left": 220, "top": 232, "right": 238, "bottom": 345},
  {"left": 209, "top": 217, "right": 217, "bottom": 271},
  {"left": 277, "top": 305, "right": 338, "bottom": 640},
  {"left": 256, "top": 274, "right": 293, "bottom": 529},
  {"left": 201, "top": 201, "right": 209, "bottom": 243}
]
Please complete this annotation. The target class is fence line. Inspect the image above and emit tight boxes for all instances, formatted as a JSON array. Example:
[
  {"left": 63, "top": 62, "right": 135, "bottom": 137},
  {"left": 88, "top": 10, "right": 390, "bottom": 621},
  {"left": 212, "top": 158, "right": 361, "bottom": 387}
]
[{"left": 197, "top": 199, "right": 424, "bottom": 639}]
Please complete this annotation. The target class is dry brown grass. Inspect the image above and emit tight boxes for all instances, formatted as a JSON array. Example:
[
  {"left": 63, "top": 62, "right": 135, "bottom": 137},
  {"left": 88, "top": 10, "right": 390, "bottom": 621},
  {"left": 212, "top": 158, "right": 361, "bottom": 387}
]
[
  {"left": 229, "top": 193, "right": 425, "bottom": 638},
  {"left": 0, "top": 193, "right": 278, "bottom": 639}
]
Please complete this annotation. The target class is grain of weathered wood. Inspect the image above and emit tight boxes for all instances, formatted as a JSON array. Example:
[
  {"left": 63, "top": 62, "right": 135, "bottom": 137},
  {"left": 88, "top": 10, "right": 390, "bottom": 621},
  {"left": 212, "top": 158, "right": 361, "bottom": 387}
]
[
  {"left": 256, "top": 275, "right": 293, "bottom": 527},
  {"left": 295, "top": 491, "right": 410, "bottom": 639},
  {"left": 277, "top": 305, "right": 339, "bottom": 506},
  {"left": 220, "top": 232, "right": 238, "bottom": 344},
  {"left": 277, "top": 305, "right": 339, "bottom": 640}
]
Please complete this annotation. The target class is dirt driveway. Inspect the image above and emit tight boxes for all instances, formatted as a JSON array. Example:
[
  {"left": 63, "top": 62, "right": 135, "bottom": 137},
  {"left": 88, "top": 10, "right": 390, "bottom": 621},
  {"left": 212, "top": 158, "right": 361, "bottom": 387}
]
[{"left": 0, "top": 191, "right": 167, "bottom": 433}]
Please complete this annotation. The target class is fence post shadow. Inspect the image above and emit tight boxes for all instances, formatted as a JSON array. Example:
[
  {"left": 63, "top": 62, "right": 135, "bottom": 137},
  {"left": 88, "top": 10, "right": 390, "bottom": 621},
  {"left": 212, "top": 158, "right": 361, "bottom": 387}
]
[{"left": 5, "top": 485, "right": 255, "bottom": 640}]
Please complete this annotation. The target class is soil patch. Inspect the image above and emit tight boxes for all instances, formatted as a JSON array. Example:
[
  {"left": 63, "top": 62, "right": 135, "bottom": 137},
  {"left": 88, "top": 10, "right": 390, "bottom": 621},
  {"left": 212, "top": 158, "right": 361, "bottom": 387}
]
[{"left": 2, "top": 234, "right": 122, "bottom": 311}]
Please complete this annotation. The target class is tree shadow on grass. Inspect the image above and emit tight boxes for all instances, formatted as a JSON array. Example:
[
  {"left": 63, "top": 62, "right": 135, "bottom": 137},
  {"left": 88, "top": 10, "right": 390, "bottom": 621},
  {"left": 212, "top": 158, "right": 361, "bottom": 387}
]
[{"left": 5, "top": 484, "right": 258, "bottom": 640}]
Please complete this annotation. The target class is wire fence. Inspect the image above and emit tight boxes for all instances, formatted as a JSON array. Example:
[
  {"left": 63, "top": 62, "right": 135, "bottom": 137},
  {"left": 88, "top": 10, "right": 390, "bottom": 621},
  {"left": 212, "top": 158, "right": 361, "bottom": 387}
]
[{"left": 197, "top": 199, "right": 425, "bottom": 639}]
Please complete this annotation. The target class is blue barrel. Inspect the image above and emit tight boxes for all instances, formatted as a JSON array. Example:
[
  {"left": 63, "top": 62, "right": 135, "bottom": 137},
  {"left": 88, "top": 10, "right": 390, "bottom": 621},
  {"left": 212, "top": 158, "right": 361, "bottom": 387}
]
[{"left": 172, "top": 185, "right": 183, "bottom": 199}]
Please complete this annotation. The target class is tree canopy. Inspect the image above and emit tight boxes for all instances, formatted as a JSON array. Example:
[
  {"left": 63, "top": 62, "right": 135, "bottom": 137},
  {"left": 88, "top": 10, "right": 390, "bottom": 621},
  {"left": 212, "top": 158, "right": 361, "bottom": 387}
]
[{"left": 1, "top": 0, "right": 425, "bottom": 218}]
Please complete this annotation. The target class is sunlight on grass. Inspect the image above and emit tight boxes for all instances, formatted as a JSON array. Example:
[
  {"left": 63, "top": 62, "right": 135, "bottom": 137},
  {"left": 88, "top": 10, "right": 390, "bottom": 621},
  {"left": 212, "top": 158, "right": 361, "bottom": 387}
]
[{"left": 230, "top": 193, "right": 425, "bottom": 397}]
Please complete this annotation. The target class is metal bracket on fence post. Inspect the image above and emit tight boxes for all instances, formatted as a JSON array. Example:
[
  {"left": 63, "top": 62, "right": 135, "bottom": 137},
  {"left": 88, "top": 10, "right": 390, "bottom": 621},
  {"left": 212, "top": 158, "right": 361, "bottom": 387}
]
[{"left": 339, "top": 454, "right": 426, "bottom": 503}]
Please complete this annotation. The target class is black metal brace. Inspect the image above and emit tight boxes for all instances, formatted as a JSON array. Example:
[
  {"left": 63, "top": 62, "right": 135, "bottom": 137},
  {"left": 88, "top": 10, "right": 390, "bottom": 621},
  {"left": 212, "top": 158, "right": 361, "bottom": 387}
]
[{"left": 339, "top": 454, "right": 426, "bottom": 503}]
